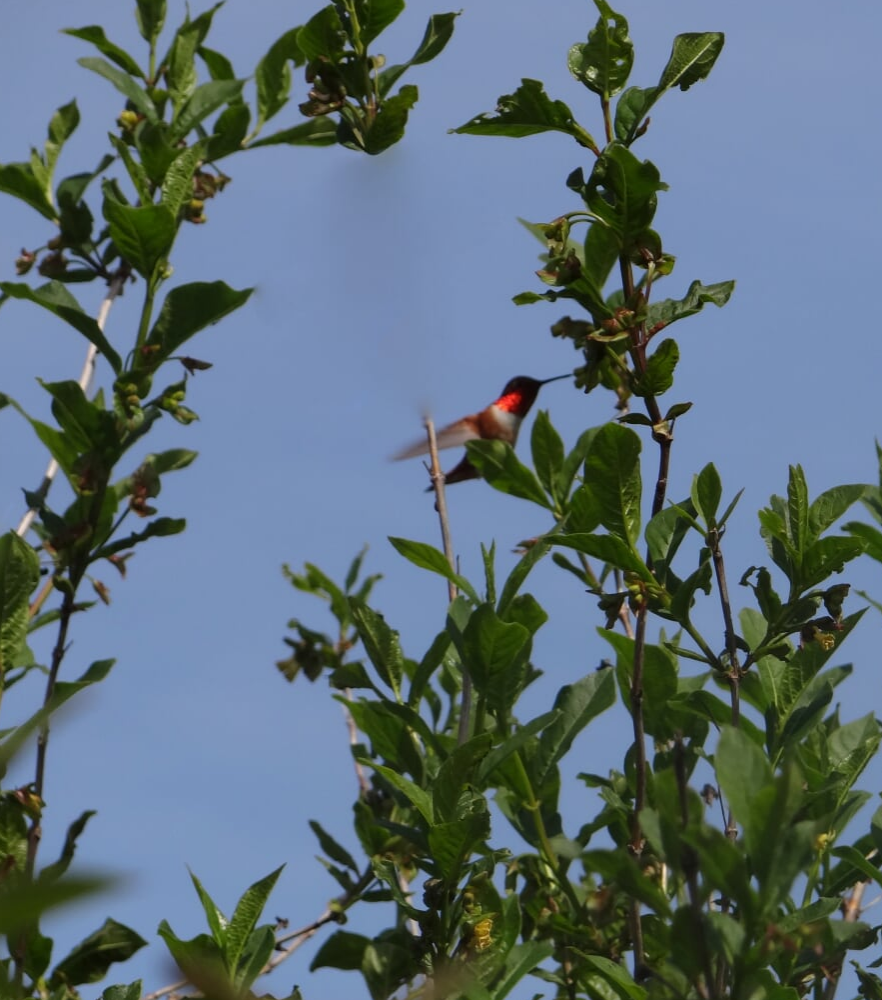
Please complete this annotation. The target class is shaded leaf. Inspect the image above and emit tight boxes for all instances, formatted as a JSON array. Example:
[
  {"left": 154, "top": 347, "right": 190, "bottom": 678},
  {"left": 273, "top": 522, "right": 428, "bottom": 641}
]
[{"left": 50, "top": 918, "right": 147, "bottom": 987}]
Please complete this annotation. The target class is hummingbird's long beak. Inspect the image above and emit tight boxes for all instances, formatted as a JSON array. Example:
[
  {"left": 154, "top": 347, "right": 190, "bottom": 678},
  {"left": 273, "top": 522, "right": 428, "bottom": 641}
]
[{"left": 540, "top": 374, "right": 571, "bottom": 385}]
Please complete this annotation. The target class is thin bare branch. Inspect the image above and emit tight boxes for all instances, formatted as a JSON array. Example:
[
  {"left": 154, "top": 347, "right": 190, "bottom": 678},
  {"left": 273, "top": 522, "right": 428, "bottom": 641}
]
[{"left": 423, "top": 416, "right": 470, "bottom": 745}]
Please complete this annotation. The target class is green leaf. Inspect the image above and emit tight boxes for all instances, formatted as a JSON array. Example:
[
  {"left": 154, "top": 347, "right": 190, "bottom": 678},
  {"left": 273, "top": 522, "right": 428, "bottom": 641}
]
[
  {"left": 831, "top": 845, "right": 882, "bottom": 891},
  {"left": 108, "top": 134, "right": 152, "bottom": 204},
  {"left": 310, "top": 930, "right": 370, "bottom": 971},
  {"left": 254, "top": 29, "right": 303, "bottom": 132},
  {"left": 157, "top": 921, "right": 226, "bottom": 986},
  {"left": 693, "top": 463, "right": 722, "bottom": 525},
  {"left": 466, "top": 439, "right": 552, "bottom": 508},
  {"left": 165, "top": 16, "right": 201, "bottom": 108},
  {"left": 606, "top": 633, "right": 678, "bottom": 739},
  {"left": 207, "top": 103, "right": 250, "bottom": 159},
  {"left": 387, "top": 537, "right": 479, "bottom": 604},
  {"left": 3, "top": 394, "right": 77, "bottom": 475},
  {"left": 346, "top": 700, "right": 428, "bottom": 779},
  {"left": 462, "top": 604, "right": 531, "bottom": 717},
  {"left": 0, "top": 874, "right": 114, "bottom": 934},
  {"left": 247, "top": 118, "right": 338, "bottom": 149},
  {"left": 554, "top": 532, "right": 650, "bottom": 579},
  {"left": 161, "top": 145, "right": 204, "bottom": 219},
  {"left": 102, "top": 983, "right": 143, "bottom": 1000},
  {"left": 452, "top": 79, "right": 597, "bottom": 150},
  {"left": 800, "top": 536, "right": 866, "bottom": 591},
  {"left": 170, "top": 79, "right": 245, "bottom": 142},
  {"left": 309, "top": 820, "right": 358, "bottom": 872},
  {"left": 534, "top": 670, "right": 616, "bottom": 789},
  {"left": 432, "top": 735, "right": 493, "bottom": 823},
  {"left": 77, "top": 57, "right": 157, "bottom": 121},
  {"left": 349, "top": 599, "right": 404, "bottom": 696},
  {"left": 39, "top": 811, "right": 96, "bottom": 884},
  {"left": 531, "top": 411, "right": 564, "bottom": 500},
  {"left": 40, "top": 379, "right": 115, "bottom": 454},
  {"left": 43, "top": 100, "right": 81, "bottom": 199},
  {"left": 497, "top": 536, "right": 552, "bottom": 614},
  {"left": 0, "top": 533, "right": 40, "bottom": 685},
  {"left": 93, "top": 517, "right": 186, "bottom": 560},
  {"left": 409, "top": 11, "right": 458, "bottom": 66},
  {"left": 560, "top": 427, "right": 600, "bottom": 498},
  {"left": 147, "top": 281, "right": 254, "bottom": 356},
  {"left": 808, "top": 483, "right": 866, "bottom": 539},
  {"left": 568, "top": 0, "right": 633, "bottom": 98},
  {"left": 233, "top": 925, "right": 275, "bottom": 991},
  {"left": 225, "top": 865, "right": 284, "bottom": 977},
  {"left": 345, "top": 84, "right": 419, "bottom": 155},
  {"left": 584, "top": 423, "right": 642, "bottom": 544},
  {"left": 476, "top": 710, "right": 559, "bottom": 783},
  {"left": 0, "top": 162, "right": 56, "bottom": 220},
  {"left": 297, "top": 5, "right": 346, "bottom": 62},
  {"left": 134, "top": 121, "right": 179, "bottom": 185},
  {"left": 645, "top": 279, "right": 734, "bottom": 331},
  {"left": 360, "top": 0, "right": 405, "bottom": 45},
  {"left": 583, "top": 143, "right": 666, "bottom": 250},
  {"left": 581, "top": 954, "right": 647, "bottom": 1000},
  {"left": 0, "top": 281, "right": 122, "bottom": 373},
  {"left": 188, "top": 869, "right": 227, "bottom": 946},
  {"left": 371, "top": 764, "right": 433, "bottom": 824},
  {"left": 198, "top": 45, "right": 236, "bottom": 81},
  {"left": 63, "top": 27, "right": 144, "bottom": 77},
  {"left": 660, "top": 31, "right": 727, "bottom": 91},
  {"left": 633, "top": 338, "right": 678, "bottom": 397},
  {"left": 614, "top": 32, "right": 725, "bottom": 144},
  {"left": 135, "top": 0, "right": 166, "bottom": 44},
  {"left": 50, "top": 919, "right": 146, "bottom": 987},
  {"left": 102, "top": 198, "right": 175, "bottom": 281},
  {"left": 428, "top": 811, "right": 490, "bottom": 882},
  {"left": 844, "top": 521, "right": 882, "bottom": 563},
  {"left": 715, "top": 726, "right": 774, "bottom": 861}
]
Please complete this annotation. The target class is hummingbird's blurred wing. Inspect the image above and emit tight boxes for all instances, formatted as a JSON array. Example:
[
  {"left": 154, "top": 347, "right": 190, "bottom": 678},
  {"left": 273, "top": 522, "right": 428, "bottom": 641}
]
[{"left": 391, "top": 417, "right": 480, "bottom": 460}]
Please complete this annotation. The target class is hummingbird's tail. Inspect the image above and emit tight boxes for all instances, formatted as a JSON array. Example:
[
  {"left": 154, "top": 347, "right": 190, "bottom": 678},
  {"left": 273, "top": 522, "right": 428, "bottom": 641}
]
[{"left": 424, "top": 454, "right": 481, "bottom": 491}]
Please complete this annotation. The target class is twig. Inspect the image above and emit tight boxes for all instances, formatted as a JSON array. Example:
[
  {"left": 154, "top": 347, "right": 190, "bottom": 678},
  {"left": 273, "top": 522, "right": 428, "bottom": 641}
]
[
  {"left": 343, "top": 686, "right": 370, "bottom": 797},
  {"left": 708, "top": 528, "right": 740, "bottom": 729},
  {"left": 16, "top": 268, "right": 127, "bottom": 539},
  {"left": 423, "top": 417, "right": 469, "bottom": 744},
  {"left": 142, "top": 976, "right": 188, "bottom": 1000}
]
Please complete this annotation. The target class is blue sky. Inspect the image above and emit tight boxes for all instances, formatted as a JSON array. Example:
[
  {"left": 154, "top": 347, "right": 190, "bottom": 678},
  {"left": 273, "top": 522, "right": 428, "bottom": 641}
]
[{"left": 2, "top": 1, "right": 882, "bottom": 997}]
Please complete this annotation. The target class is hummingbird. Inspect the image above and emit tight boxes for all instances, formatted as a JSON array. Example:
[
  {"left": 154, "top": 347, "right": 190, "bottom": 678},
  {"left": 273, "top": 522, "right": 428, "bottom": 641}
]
[{"left": 393, "top": 374, "right": 570, "bottom": 487}]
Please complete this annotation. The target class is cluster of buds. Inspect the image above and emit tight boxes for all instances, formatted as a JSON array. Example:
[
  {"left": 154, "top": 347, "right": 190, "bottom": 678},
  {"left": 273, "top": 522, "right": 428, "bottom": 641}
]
[
  {"left": 117, "top": 108, "right": 144, "bottom": 133},
  {"left": 38, "top": 251, "right": 69, "bottom": 278},
  {"left": 185, "top": 169, "right": 230, "bottom": 225},
  {"left": 300, "top": 58, "right": 346, "bottom": 117},
  {"left": 15, "top": 238, "right": 73, "bottom": 279},
  {"left": 129, "top": 462, "right": 160, "bottom": 518},
  {"left": 15, "top": 248, "right": 36, "bottom": 275},
  {"left": 799, "top": 583, "right": 850, "bottom": 650},
  {"left": 159, "top": 381, "right": 198, "bottom": 423}
]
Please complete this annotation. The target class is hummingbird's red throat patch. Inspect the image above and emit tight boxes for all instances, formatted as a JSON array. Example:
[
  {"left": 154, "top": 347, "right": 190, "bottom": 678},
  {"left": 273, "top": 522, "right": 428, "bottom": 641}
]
[{"left": 494, "top": 389, "right": 534, "bottom": 415}]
